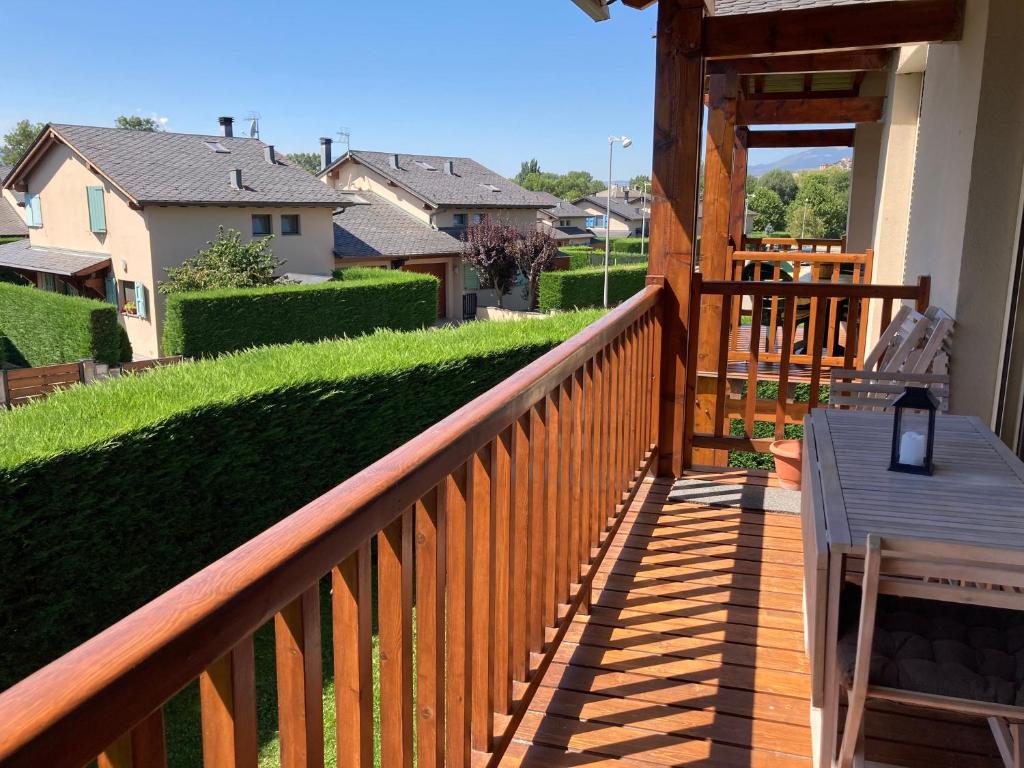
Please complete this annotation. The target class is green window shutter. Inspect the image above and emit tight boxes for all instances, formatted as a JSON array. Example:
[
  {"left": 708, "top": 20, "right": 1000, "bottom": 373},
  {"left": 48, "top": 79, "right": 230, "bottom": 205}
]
[
  {"left": 87, "top": 187, "right": 106, "bottom": 233},
  {"left": 134, "top": 282, "right": 147, "bottom": 319},
  {"left": 104, "top": 275, "right": 117, "bottom": 305}
]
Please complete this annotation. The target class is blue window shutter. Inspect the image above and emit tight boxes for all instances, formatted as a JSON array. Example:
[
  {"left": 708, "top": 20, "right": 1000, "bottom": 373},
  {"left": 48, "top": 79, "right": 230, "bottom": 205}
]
[
  {"left": 86, "top": 187, "right": 106, "bottom": 233},
  {"left": 134, "top": 282, "right": 147, "bottom": 319},
  {"left": 104, "top": 275, "right": 117, "bottom": 305},
  {"left": 26, "top": 194, "right": 42, "bottom": 227}
]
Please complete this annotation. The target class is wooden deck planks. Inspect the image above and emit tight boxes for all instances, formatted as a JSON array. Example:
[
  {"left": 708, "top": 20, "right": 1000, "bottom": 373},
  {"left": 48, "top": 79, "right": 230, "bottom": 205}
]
[{"left": 501, "top": 479, "right": 1002, "bottom": 768}]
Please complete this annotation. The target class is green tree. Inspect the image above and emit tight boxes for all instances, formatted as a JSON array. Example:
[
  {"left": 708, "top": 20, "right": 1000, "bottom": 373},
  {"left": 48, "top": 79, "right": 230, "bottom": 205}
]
[
  {"left": 757, "top": 168, "right": 799, "bottom": 206},
  {"left": 747, "top": 187, "right": 786, "bottom": 232},
  {"left": 286, "top": 152, "right": 321, "bottom": 175},
  {"left": 628, "top": 174, "right": 651, "bottom": 191},
  {"left": 159, "top": 227, "right": 285, "bottom": 293},
  {"left": 0, "top": 120, "right": 45, "bottom": 166},
  {"left": 514, "top": 158, "right": 541, "bottom": 185},
  {"left": 795, "top": 168, "right": 850, "bottom": 238},
  {"left": 114, "top": 115, "right": 163, "bottom": 131},
  {"left": 518, "top": 169, "right": 605, "bottom": 201},
  {"left": 785, "top": 200, "right": 827, "bottom": 239}
]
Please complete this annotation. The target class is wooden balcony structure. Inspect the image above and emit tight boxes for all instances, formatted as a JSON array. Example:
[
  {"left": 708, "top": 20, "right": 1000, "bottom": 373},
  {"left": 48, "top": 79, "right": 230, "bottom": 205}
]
[{"left": 0, "top": 1, "right": 976, "bottom": 767}]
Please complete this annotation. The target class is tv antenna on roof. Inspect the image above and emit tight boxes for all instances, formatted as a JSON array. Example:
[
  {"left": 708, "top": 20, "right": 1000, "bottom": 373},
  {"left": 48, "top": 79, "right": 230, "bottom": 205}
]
[
  {"left": 246, "top": 111, "right": 261, "bottom": 139},
  {"left": 337, "top": 126, "right": 351, "bottom": 153}
]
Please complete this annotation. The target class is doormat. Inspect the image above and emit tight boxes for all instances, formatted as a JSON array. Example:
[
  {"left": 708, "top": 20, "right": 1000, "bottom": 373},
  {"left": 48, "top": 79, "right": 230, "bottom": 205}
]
[{"left": 667, "top": 479, "right": 801, "bottom": 515}]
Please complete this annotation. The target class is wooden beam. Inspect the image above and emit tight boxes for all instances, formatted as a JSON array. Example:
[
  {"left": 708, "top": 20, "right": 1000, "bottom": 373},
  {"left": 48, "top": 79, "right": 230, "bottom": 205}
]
[
  {"left": 747, "top": 128, "right": 856, "bottom": 148},
  {"left": 738, "top": 97, "right": 884, "bottom": 125},
  {"left": 704, "top": 0, "right": 964, "bottom": 59},
  {"left": 648, "top": 0, "right": 707, "bottom": 478},
  {"left": 729, "top": 127, "right": 748, "bottom": 247},
  {"left": 707, "top": 50, "right": 891, "bottom": 75}
]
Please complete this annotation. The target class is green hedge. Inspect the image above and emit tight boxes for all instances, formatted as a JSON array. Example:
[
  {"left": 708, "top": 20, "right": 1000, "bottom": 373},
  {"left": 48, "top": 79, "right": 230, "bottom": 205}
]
[
  {"left": 560, "top": 246, "right": 597, "bottom": 270},
  {"left": 0, "top": 310, "right": 601, "bottom": 689},
  {"left": 162, "top": 268, "right": 437, "bottom": 358},
  {"left": 0, "top": 283, "right": 129, "bottom": 366},
  {"left": 538, "top": 264, "right": 648, "bottom": 311}
]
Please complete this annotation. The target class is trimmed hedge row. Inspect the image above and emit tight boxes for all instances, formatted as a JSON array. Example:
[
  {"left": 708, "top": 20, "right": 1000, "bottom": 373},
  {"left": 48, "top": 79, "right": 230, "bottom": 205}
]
[
  {"left": 0, "top": 310, "right": 601, "bottom": 688},
  {"left": 538, "top": 264, "right": 648, "bottom": 311},
  {"left": 0, "top": 282, "right": 129, "bottom": 366},
  {"left": 162, "top": 268, "right": 437, "bottom": 358}
]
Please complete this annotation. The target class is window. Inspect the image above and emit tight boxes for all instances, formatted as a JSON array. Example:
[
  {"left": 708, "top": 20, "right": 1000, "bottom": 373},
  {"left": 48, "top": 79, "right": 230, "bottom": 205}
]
[
  {"left": 463, "top": 265, "right": 482, "bottom": 291},
  {"left": 281, "top": 214, "right": 300, "bottom": 236},
  {"left": 251, "top": 214, "right": 272, "bottom": 236},
  {"left": 560, "top": 219, "right": 571, "bottom": 227},
  {"left": 42, "top": 273, "right": 56, "bottom": 292},
  {"left": 471, "top": 213, "right": 485, "bottom": 225},
  {"left": 120, "top": 280, "right": 147, "bottom": 319},
  {"left": 25, "top": 193, "right": 42, "bottom": 228},
  {"left": 86, "top": 186, "right": 106, "bottom": 233},
  {"left": 586, "top": 215, "right": 607, "bottom": 228},
  {"left": 452, "top": 213, "right": 467, "bottom": 227}
]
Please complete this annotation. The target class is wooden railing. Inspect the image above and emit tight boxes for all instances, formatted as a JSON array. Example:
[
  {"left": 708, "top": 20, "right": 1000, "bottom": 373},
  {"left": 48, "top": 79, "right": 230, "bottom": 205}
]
[
  {"left": 685, "top": 275, "right": 930, "bottom": 459},
  {"left": 0, "top": 285, "right": 662, "bottom": 768},
  {"left": 742, "top": 236, "right": 848, "bottom": 253}
]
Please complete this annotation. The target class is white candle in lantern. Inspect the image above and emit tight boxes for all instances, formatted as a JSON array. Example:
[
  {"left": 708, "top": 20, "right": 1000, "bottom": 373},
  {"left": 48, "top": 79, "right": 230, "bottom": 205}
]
[{"left": 899, "top": 431, "right": 927, "bottom": 466}]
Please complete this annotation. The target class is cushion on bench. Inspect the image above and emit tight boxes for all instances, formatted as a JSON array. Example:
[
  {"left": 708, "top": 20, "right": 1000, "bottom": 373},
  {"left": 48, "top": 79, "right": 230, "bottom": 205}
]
[{"left": 837, "top": 583, "right": 1024, "bottom": 706}]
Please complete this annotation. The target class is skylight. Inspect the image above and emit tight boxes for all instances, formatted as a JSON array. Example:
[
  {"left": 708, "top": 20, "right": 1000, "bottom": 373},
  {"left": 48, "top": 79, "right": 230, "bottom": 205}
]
[
  {"left": 204, "top": 141, "right": 230, "bottom": 154},
  {"left": 414, "top": 160, "right": 437, "bottom": 171},
  {"left": 480, "top": 183, "right": 501, "bottom": 193}
]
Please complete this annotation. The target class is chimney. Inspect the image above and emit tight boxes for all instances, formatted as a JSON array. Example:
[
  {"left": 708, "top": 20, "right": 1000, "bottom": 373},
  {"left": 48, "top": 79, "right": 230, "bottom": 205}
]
[
  {"left": 229, "top": 169, "right": 242, "bottom": 190},
  {"left": 264, "top": 145, "right": 276, "bottom": 165},
  {"left": 319, "top": 137, "right": 332, "bottom": 172},
  {"left": 444, "top": 160, "right": 454, "bottom": 175},
  {"left": 218, "top": 116, "right": 234, "bottom": 138},
  {"left": 390, "top": 153, "right": 400, "bottom": 170}
]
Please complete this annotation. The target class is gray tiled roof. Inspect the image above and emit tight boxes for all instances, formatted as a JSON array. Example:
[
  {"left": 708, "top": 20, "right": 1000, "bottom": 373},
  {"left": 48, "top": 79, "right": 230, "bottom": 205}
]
[
  {"left": 575, "top": 195, "right": 645, "bottom": 222},
  {"left": 0, "top": 183, "right": 26, "bottom": 237},
  {"left": 536, "top": 193, "right": 589, "bottom": 219},
  {"left": 716, "top": 0, "right": 883, "bottom": 13},
  {"left": 36, "top": 125, "right": 360, "bottom": 207},
  {"left": 333, "top": 191, "right": 463, "bottom": 259},
  {"left": 0, "top": 166, "right": 24, "bottom": 205},
  {"left": 336, "top": 151, "right": 554, "bottom": 209},
  {"left": 549, "top": 226, "right": 592, "bottom": 241},
  {"left": 0, "top": 238, "right": 110, "bottom": 276}
]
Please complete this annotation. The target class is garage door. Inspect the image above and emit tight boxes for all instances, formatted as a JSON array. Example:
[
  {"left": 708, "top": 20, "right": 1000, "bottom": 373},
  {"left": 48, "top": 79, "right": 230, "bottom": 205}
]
[{"left": 401, "top": 262, "right": 447, "bottom": 318}]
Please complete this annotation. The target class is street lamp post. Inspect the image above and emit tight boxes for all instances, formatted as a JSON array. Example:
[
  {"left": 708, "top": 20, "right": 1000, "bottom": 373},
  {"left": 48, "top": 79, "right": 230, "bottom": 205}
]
[
  {"left": 604, "top": 135, "right": 632, "bottom": 308},
  {"left": 640, "top": 180, "right": 649, "bottom": 261}
]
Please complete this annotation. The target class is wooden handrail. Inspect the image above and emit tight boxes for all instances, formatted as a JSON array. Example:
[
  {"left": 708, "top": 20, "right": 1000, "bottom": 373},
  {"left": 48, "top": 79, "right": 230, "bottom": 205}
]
[
  {"left": 699, "top": 279, "right": 922, "bottom": 299},
  {"left": 0, "top": 284, "right": 663, "bottom": 768},
  {"left": 730, "top": 250, "right": 869, "bottom": 265}
]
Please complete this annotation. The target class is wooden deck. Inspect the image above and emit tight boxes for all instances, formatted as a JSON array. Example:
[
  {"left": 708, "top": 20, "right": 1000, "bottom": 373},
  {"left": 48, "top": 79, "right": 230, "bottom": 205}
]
[{"left": 501, "top": 476, "right": 1003, "bottom": 768}]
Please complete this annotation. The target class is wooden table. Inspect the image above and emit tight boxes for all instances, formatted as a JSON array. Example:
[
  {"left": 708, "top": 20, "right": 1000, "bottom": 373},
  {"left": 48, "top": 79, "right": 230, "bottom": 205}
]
[{"left": 801, "top": 409, "right": 1024, "bottom": 767}]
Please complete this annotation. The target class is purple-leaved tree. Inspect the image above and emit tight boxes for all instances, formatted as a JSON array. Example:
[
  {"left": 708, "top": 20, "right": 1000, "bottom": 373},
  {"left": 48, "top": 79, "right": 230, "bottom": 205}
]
[
  {"left": 461, "top": 219, "right": 520, "bottom": 308},
  {"left": 514, "top": 228, "right": 559, "bottom": 310}
]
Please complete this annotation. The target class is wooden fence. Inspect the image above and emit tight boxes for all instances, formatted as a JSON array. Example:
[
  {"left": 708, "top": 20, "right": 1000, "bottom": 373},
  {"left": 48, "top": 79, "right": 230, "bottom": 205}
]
[
  {"left": 685, "top": 275, "right": 930, "bottom": 460},
  {"left": 0, "top": 285, "right": 662, "bottom": 768},
  {"left": 742, "top": 236, "right": 847, "bottom": 252},
  {"left": 0, "top": 356, "right": 182, "bottom": 408}
]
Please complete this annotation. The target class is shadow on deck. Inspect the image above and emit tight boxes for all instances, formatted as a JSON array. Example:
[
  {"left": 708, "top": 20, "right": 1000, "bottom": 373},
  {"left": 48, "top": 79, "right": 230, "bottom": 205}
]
[{"left": 500, "top": 475, "right": 1003, "bottom": 768}]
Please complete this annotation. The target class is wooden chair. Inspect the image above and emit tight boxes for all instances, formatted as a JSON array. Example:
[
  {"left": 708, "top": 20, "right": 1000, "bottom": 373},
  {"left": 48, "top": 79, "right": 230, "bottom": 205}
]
[{"left": 836, "top": 535, "right": 1024, "bottom": 768}]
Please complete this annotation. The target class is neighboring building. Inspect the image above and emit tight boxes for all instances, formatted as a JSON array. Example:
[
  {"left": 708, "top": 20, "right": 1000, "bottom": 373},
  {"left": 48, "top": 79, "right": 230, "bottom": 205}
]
[
  {"left": 536, "top": 193, "right": 592, "bottom": 247},
  {"left": 575, "top": 193, "right": 648, "bottom": 239},
  {"left": 0, "top": 119, "right": 360, "bottom": 358},
  {"left": 320, "top": 143, "right": 555, "bottom": 312},
  {"left": 0, "top": 166, "right": 27, "bottom": 238},
  {"left": 332, "top": 190, "right": 463, "bottom": 319}
]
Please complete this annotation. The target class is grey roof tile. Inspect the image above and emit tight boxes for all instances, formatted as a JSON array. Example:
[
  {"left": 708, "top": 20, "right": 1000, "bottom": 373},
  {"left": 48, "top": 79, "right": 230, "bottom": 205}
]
[
  {"left": 41, "top": 124, "right": 359, "bottom": 207},
  {"left": 575, "top": 195, "right": 645, "bottom": 222},
  {"left": 0, "top": 239, "right": 109, "bottom": 276},
  {"left": 0, "top": 166, "right": 24, "bottom": 205},
  {"left": 716, "top": 0, "right": 887, "bottom": 14},
  {"left": 0, "top": 187, "right": 26, "bottom": 237},
  {"left": 337, "top": 151, "right": 553, "bottom": 209},
  {"left": 536, "top": 193, "right": 589, "bottom": 219},
  {"left": 333, "top": 191, "right": 463, "bottom": 258}
]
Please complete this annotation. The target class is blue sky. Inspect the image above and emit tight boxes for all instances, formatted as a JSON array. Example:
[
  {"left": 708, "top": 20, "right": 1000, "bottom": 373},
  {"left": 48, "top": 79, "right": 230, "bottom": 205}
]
[{"left": 2, "top": 0, "right": 817, "bottom": 181}]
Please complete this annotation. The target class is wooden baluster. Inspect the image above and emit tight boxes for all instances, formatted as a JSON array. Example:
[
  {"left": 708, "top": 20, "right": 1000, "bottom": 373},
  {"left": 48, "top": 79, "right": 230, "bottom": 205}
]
[
  {"left": 445, "top": 466, "right": 471, "bottom": 765},
  {"left": 569, "top": 368, "right": 584, "bottom": 589},
  {"left": 844, "top": 294, "right": 862, "bottom": 370},
  {"left": 592, "top": 349, "right": 607, "bottom": 548},
  {"left": 807, "top": 264, "right": 820, "bottom": 363},
  {"left": 414, "top": 489, "right": 445, "bottom": 768},
  {"left": 683, "top": 275, "right": 705, "bottom": 471},
  {"left": 827, "top": 266, "right": 840, "bottom": 359},
  {"left": 579, "top": 361, "right": 595, "bottom": 574},
  {"left": 767, "top": 263, "right": 782, "bottom": 354},
  {"left": 379, "top": 509, "right": 414, "bottom": 768},
  {"left": 275, "top": 587, "right": 323, "bottom": 768},
  {"left": 198, "top": 637, "right": 257, "bottom": 768},
  {"left": 745, "top": 294, "right": 763, "bottom": 438},
  {"left": 469, "top": 445, "right": 494, "bottom": 753},
  {"left": 510, "top": 413, "right": 530, "bottom": 682},
  {"left": 616, "top": 329, "right": 631, "bottom": 496},
  {"left": 334, "top": 542, "right": 373, "bottom": 768},
  {"left": 776, "top": 293, "right": 798, "bottom": 440},
  {"left": 98, "top": 709, "right": 168, "bottom": 768},
  {"left": 491, "top": 428, "right": 512, "bottom": 715},
  {"left": 543, "top": 389, "right": 559, "bottom": 629},
  {"left": 629, "top": 323, "right": 642, "bottom": 474},
  {"left": 527, "top": 404, "right": 547, "bottom": 657},
  {"left": 808, "top": 298, "right": 828, "bottom": 410},
  {"left": 556, "top": 378, "right": 572, "bottom": 607},
  {"left": 607, "top": 339, "right": 622, "bottom": 516},
  {"left": 714, "top": 293, "right": 731, "bottom": 438}
]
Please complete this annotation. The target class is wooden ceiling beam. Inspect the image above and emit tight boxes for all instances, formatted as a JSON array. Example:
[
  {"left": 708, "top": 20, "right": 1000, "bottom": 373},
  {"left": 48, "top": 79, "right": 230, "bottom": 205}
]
[
  {"left": 707, "top": 50, "right": 891, "bottom": 75},
  {"left": 737, "top": 96, "right": 884, "bottom": 125},
  {"left": 747, "top": 128, "right": 856, "bottom": 148},
  {"left": 704, "top": 0, "right": 964, "bottom": 60}
]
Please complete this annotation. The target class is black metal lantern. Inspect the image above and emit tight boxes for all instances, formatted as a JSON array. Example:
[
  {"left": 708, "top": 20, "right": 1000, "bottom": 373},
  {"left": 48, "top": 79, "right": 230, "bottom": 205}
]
[{"left": 889, "top": 386, "right": 938, "bottom": 475}]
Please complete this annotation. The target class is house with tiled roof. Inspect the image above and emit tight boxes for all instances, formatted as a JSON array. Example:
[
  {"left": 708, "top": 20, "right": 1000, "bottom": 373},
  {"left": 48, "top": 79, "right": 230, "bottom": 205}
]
[
  {"left": 319, "top": 141, "right": 557, "bottom": 316},
  {"left": 0, "top": 166, "right": 27, "bottom": 238},
  {"left": 535, "top": 193, "right": 592, "bottom": 247},
  {"left": 574, "top": 193, "right": 648, "bottom": 239},
  {"left": 0, "top": 119, "right": 361, "bottom": 357}
]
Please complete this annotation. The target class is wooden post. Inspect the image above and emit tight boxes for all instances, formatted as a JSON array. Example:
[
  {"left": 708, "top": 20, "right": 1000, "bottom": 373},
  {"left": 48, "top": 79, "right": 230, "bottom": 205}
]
[
  {"left": 695, "top": 70, "right": 738, "bottom": 466},
  {"left": 730, "top": 127, "right": 749, "bottom": 248},
  {"left": 648, "top": 0, "right": 709, "bottom": 479}
]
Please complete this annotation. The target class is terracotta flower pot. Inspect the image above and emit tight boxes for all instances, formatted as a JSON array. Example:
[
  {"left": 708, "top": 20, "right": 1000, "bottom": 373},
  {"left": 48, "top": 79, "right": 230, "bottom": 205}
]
[{"left": 769, "top": 439, "right": 803, "bottom": 490}]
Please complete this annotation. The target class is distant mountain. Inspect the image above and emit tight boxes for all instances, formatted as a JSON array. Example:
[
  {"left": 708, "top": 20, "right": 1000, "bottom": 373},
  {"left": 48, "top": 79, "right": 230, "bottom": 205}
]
[{"left": 749, "top": 147, "right": 852, "bottom": 176}]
